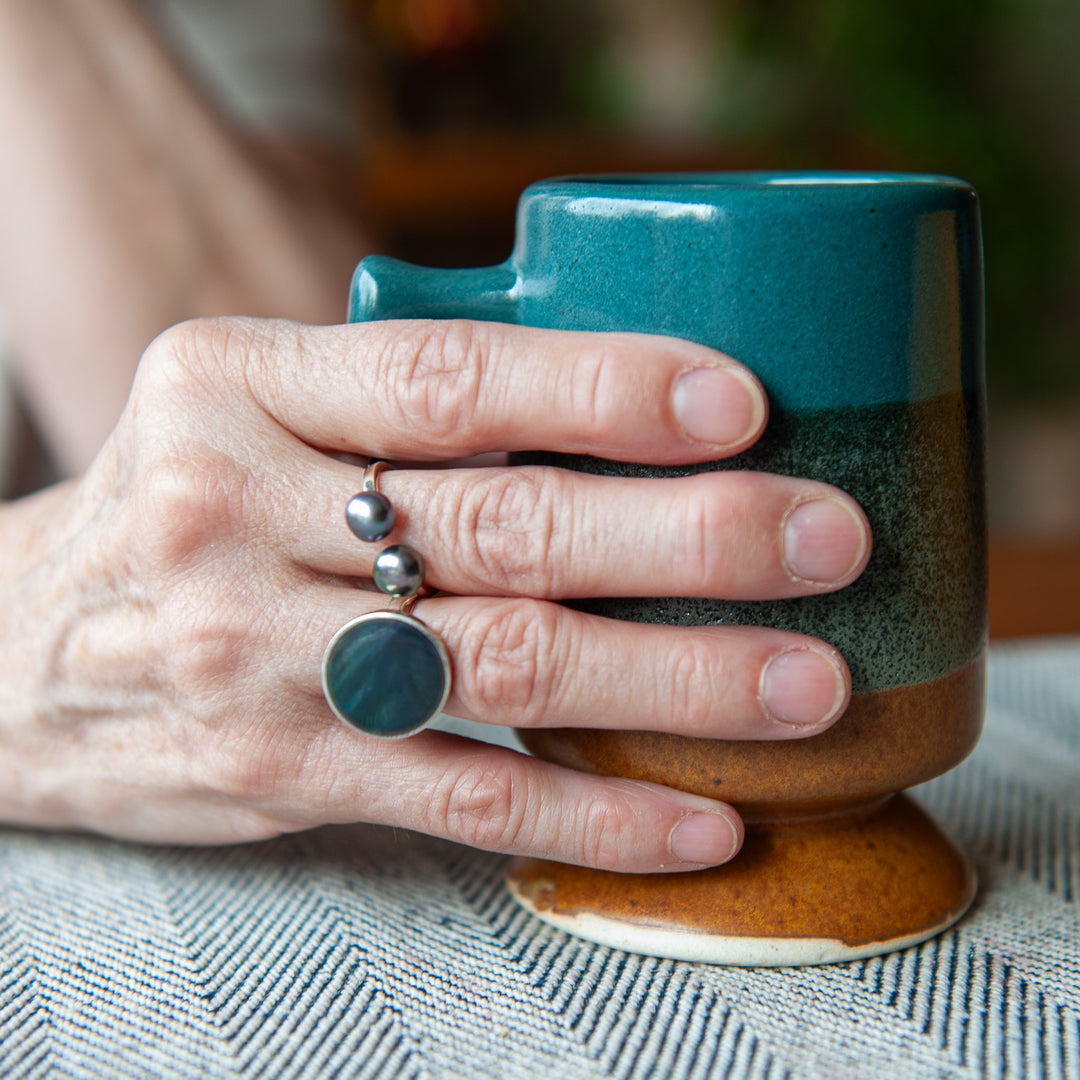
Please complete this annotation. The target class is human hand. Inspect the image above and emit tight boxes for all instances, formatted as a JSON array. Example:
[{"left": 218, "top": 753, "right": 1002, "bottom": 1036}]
[{"left": 0, "top": 318, "right": 869, "bottom": 871}]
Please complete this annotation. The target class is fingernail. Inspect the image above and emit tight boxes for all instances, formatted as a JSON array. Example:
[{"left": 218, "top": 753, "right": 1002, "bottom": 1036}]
[
  {"left": 673, "top": 367, "right": 765, "bottom": 448},
  {"left": 783, "top": 497, "right": 868, "bottom": 585},
  {"left": 669, "top": 811, "right": 740, "bottom": 865},
  {"left": 761, "top": 648, "right": 847, "bottom": 729}
]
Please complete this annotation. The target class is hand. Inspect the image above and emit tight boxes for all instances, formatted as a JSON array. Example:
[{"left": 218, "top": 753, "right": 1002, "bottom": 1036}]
[{"left": 0, "top": 318, "right": 870, "bottom": 871}]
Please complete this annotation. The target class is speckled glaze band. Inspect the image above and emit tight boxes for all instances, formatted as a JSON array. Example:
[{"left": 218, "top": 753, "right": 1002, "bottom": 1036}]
[
  {"left": 323, "top": 462, "right": 451, "bottom": 738},
  {"left": 348, "top": 174, "right": 988, "bottom": 963}
]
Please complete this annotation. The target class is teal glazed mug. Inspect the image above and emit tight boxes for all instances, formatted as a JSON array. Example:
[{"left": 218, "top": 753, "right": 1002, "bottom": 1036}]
[{"left": 349, "top": 174, "right": 988, "bottom": 966}]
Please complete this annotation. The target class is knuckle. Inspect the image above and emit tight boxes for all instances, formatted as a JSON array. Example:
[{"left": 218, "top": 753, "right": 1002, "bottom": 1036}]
[
  {"left": 156, "top": 582, "right": 272, "bottom": 737},
  {"left": 461, "top": 599, "right": 564, "bottom": 724},
  {"left": 202, "top": 720, "right": 267, "bottom": 803},
  {"left": 122, "top": 463, "right": 275, "bottom": 706},
  {"left": 377, "top": 320, "right": 485, "bottom": 442},
  {"left": 176, "top": 606, "right": 292, "bottom": 799},
  {"left": 456, "top": 469, "right": 561, "bottom": 593},
  {"left": 576, "top": 791, "right": 644, "bottom": 868},
  {"left": 133, "top": 450, "right": 256, "bottom": 574},
  {"left": 433, "top": 758, "right": 527, "bottom": 851},
  {"left": 680, "top": 483, "right": 737, "bottom": 589},
  {"left": 666, "top": 634, "right": 724, "bottom": 735},
  {"left": 134, "top": 316, "right": 274, "bottom": 411},
  {"left": 136, "top": 317, "right": 229, "bottom": 396},
  {"left": 571, "top": 342, "right": 623, "bottom": 434}
]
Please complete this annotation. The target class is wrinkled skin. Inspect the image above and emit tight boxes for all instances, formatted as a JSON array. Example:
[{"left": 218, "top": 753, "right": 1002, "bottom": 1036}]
[{"left": 0, "top": 317, "right": 870, "bottom": 872}]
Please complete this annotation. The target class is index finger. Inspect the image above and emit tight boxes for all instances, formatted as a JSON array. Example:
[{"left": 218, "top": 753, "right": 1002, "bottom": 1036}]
[{"left": 196, "top": 317, "right": 768, "bottom": 464}]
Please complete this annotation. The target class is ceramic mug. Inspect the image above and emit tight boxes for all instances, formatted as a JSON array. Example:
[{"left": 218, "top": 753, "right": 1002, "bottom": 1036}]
[{"left": 349, "top": 173, "right": 987, "bottom": 965}]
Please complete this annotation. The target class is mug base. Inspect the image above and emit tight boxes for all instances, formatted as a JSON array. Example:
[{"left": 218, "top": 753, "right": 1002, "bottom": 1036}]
[{"left": 505, "top": 793, "right": 975, "bottom": 966}]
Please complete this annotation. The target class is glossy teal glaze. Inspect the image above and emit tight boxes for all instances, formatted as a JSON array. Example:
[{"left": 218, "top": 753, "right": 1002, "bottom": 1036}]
[
  {"left": 348, "top": 174, "right": 987, "bottom": 693},
  {"left": 350, "top": 173, "right": 984, "bottom": 411}
]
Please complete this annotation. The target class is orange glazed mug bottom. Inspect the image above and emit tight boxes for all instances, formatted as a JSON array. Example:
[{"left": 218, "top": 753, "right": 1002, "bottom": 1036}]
[
  {"left": 506, "top": 794, "right": 975, "bottom": 967},
  {"left": 506, "top": 656, "right": 984, "bottom": 965},
  {"left": 505, "top": 663, "right": 983, "bottom": 966}
]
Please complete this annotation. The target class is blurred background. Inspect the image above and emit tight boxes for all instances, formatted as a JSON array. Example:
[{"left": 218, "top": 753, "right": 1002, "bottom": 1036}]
[
  {"left": 1, "top": 0, "right": 1076, "bottom": 635},
  {"left": 336, "top": 0, "right": 1080, "bottom": 635}
]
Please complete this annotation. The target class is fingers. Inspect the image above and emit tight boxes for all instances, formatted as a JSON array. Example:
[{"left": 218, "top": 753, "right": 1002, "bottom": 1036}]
[
  {"left": 286, "top": 586, "right": 850, "bottom": 738},
  {"left": 141, "top": 317, "right": 869, "bottom": 603},
  {"left": 225, "top": 709, "right": 744, "bottom": 872},
  {"left": 303, "top": 733, "right": 746, "bottom": 874},
  {"left": 432, "top": 597, "right": 851, "bottom": 737},
  {"left": 168, "top": 317, "right": 768, "bottom": 464},
  {"left": 131, "top": 315, "right": 858, "bottom": 875},
  {"left": 274, "top": 454, "right": 871, "bottom": 601}
]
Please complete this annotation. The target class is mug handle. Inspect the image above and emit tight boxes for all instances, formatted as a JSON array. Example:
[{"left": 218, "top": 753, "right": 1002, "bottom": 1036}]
[{"left": 349, "top": 256, "right": 519, "bottom": 324}]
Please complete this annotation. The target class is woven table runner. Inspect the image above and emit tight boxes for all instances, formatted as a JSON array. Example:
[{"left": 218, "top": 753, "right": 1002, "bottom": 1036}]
[{"left": 2, "top": 639, "right": 1078, "bottom": 1079}]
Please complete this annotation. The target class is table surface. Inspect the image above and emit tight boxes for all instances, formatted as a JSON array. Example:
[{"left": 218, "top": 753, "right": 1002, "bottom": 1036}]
[{"left": 1, "top": 638, "right": 1078, "bottom": 1080}]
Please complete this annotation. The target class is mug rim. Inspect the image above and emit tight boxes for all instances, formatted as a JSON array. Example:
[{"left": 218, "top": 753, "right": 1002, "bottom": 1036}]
[{"left": 526, "top": 171, "right": 974, "bottom": 193}]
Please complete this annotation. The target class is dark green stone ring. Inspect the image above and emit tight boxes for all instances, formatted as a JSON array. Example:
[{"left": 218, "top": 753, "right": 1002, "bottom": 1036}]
[{"left": 322, "top": 604, "right": 452, "bottom": 738}]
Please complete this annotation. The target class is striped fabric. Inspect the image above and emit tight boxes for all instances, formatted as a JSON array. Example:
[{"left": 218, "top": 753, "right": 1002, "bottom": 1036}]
[{"left": 1, "top": 639, "right": 1077, "bottom": 1079}]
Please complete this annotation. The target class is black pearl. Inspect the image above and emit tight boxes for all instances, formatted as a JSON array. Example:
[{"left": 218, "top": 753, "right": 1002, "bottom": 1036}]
[
  {"left": 346, "top": 491, "right": 396, "bottom": 542},
  {"left": 374, "top": 544, "right": 425, "bottom": 596}
]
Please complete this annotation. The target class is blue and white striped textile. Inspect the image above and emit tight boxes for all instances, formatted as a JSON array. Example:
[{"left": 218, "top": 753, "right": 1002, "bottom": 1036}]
[{"left": 1, "top": 639, "right": 1078, "bottom": 1079}]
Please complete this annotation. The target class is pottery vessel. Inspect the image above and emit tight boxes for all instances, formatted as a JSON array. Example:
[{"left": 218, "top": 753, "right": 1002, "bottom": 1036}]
[{"left": 349, "top": 174, "right": 988, "bottom": 965}]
